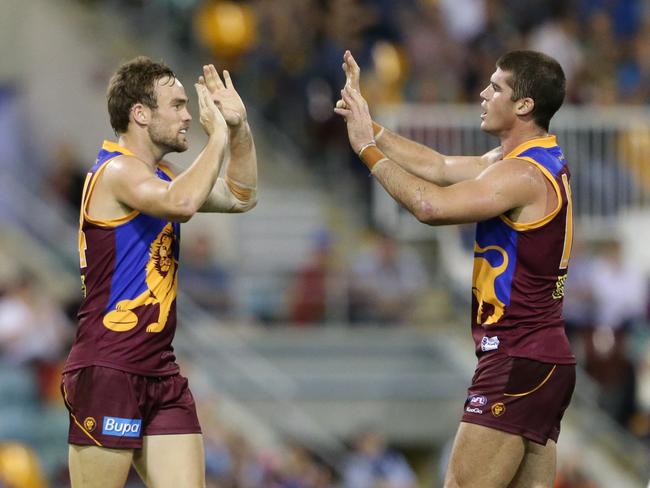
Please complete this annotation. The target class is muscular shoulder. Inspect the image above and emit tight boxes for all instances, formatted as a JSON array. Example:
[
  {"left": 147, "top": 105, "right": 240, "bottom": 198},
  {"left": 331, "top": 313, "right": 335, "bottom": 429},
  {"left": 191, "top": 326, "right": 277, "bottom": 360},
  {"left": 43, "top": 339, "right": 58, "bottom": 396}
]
[
  {"left": 102, "top": 155, "right": 155, "bottom": 185},
  {"left": 477, "top": 158, "right": 548, "bottom": 205}
]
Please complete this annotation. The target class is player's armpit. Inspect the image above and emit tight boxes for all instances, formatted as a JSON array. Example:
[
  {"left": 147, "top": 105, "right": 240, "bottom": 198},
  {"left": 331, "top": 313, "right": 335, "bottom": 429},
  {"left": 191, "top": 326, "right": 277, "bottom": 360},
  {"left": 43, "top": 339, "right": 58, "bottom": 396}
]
[{"left": 199, "top": 177, "right": 257, "bottom": 213}]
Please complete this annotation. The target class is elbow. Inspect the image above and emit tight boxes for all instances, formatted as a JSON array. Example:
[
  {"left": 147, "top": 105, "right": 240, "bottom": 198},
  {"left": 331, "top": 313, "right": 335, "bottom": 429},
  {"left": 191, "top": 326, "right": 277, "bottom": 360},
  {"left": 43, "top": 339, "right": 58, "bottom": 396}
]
[
  {"left": 170, "top": 200, "right": 199, "bottom": 222},
  {"left": 174, "top": 211, "right": 194, "bottom": 223},
  {"left": 413, "top": 200, "right": 443, "bottom": 225},
  {"left": 170, "top": 209, "right": 194, "bottom": 223}
]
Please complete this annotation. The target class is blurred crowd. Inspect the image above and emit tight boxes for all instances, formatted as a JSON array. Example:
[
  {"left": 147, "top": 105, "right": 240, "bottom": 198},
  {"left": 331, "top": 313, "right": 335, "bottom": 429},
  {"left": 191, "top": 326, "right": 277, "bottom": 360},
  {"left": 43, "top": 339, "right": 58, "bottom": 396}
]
[{"left": 194, "top": 0, "right": 650, "bottom": 186}]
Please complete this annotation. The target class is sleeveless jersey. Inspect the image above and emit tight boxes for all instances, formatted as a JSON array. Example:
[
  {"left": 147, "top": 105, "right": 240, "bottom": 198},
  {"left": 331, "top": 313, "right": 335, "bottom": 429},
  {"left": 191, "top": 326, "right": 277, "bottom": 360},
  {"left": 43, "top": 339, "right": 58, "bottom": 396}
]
[
  {"left": 471, "top": 135, "right": 575, "bottom": 364},
  {"left": 64, "top": 141, "right": 181, "bottom": 376}
]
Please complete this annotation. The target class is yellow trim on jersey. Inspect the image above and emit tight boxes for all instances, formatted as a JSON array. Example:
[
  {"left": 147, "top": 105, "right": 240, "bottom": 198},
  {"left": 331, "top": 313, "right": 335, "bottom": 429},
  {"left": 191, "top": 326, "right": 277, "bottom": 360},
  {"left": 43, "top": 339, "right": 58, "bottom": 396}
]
[
  {"left": 504, "top": 135, "right": 558, "bottom": 159},
  {"left": 83, "top": 160, "right": 139, "bottom": 228},
  {"left": 499, "top": 156, "right": 563, "bottom": 231},
  {"left": 158, "top": 163, "right": 176, "bottom": 180},
  {"left": 62, "top": 385, "right": 103, "bottom": 447},
  {"left": 503, "top": 365, "right": 557, "bottom": 397},
  {"left": 102, "top": 140, "right": 135, "bottom": 157},
  {"left": 559, "top": 174, "right": 573, "bottom": 269}
]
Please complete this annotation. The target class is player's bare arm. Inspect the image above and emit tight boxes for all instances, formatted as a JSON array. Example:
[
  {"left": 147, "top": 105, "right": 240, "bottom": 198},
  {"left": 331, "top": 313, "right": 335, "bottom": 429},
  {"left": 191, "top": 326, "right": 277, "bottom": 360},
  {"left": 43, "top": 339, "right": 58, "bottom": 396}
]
[
  {"left": 337, "top": 50, "right": 501, "bottom": 185},
  {"left": 335, "top": 85, "right": 547, "bottom": 225},
  {"left": 101, "top": 83, "right": 228, "bottom": 222},
  {"left": 370, "top": 157, "right": 546, "bottom": 225},
  {"left": 199, "top": 64, "right": 258, "bottom": 213}
]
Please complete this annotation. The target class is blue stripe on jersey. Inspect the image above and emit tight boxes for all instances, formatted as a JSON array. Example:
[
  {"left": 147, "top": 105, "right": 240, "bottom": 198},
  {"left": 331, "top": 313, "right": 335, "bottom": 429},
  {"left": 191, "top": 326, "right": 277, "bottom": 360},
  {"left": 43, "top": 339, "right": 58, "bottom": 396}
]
[
  {"left": 106, "top": 214, "right": 168, "bottom": 312},
  {"left": 103, "top": 165, "right": 177, "bottom": 313},
  {"left": 518, "top": 146, "right": 566, "bottom": 177},
  {"left": 474, "top": 218, "right": 518, "bottom": 308},
  {"left": 94, "top": 149, "right": 124, "bottom": 170}
]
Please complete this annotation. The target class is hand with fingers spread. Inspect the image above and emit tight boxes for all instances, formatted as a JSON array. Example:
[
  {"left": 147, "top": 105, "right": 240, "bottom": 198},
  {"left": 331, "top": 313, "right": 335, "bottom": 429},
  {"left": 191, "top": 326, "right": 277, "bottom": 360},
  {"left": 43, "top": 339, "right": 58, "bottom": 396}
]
[
  {"left": 195, "top": 82, "right": 228, "bottom": 137},
  {"left": 334, "top": 84, "right": 375, "bottom": 155},
  {"left": 199, "top": 64, "right": 247, "bottom": 127}
]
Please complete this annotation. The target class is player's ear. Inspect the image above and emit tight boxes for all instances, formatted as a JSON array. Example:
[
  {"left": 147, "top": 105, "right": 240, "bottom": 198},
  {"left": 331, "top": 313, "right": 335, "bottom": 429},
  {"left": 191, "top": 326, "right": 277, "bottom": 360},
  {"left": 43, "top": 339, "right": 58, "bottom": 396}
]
[
  {"left": 131, "top": 103, "right": 150, "bottom": 126},
  {"left": 515, "top": 97, "right": 534, "bottom": 116}
]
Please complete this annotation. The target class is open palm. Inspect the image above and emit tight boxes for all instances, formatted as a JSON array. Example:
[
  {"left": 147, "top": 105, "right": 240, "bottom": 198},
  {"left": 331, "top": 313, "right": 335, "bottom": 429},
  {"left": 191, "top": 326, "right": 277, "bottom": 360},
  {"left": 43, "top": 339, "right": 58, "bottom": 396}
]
[{"left": 200, "top": 64, "right": 246, "bottom": 127}]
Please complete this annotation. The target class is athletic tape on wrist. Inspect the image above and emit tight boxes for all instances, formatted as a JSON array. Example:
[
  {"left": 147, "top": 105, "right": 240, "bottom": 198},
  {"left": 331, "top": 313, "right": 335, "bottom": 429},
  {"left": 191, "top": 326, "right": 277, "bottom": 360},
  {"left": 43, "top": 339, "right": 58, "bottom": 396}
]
[
  {"left": 373, "top": 122, "right": 385, "bottom": 141},
  {"left": 359, "top": 144, "right": 388, "bottom": 170}
]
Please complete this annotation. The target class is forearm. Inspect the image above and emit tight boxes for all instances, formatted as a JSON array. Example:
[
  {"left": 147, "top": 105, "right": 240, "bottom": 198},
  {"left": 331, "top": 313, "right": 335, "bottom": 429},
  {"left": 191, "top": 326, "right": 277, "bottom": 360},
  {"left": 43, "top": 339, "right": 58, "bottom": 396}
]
[
  {"left": 373, "top": 122, "right": 448, "bottom": 184},
  {"left": 199, "top": 123, "right": 258, "bottom": 213},
  {"left": 168, "top": 134, "right": 228, "bottom": 212},
  {"left": 224, "top": 122, "right": 257, "bottom": 188}
]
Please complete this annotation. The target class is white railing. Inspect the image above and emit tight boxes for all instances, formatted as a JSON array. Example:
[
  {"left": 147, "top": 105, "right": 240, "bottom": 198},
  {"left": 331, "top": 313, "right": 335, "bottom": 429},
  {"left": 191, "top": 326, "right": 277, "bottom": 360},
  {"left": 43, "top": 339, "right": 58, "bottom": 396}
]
[{"left": 374, "top": 104, "right": 650, "bottom": 238}]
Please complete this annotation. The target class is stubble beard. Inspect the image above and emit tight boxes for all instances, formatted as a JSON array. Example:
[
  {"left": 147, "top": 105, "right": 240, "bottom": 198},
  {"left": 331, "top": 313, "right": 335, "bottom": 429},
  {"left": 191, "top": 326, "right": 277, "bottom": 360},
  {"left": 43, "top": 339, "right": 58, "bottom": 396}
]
[{"left": 148, "top": 120, "right": 188, "bottom": 154}]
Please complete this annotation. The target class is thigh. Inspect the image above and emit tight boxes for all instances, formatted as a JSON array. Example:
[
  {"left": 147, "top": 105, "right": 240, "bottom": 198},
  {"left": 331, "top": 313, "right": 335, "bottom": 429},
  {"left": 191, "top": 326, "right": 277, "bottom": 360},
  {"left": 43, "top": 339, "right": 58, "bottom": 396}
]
[
  {"left": 508, "top": 439, "right": 556, "bottom": 488},
  {"left": 69, "top": 444, "right": 133, "bottom": 488},
  {"left": 132, "top": 433, "right": 205, "bottom": 488},
  {"left": 444, "top": 422, "right": 525, "bottom": 488}
]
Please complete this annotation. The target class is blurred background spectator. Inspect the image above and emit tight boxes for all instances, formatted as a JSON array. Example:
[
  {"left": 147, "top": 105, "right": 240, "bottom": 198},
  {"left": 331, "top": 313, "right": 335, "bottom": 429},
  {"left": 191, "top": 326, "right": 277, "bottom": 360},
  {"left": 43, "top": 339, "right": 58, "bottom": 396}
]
[{"left": 348, "top": 232, "right": 428, "bottom": 325}]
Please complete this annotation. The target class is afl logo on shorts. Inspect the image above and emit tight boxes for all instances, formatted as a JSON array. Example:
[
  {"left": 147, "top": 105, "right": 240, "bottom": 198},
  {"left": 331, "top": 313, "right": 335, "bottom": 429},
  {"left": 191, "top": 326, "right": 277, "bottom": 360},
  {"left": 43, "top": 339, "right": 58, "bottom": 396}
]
[
  {"left": 491, "top": 402, "right": 505, "bottom": 417},
  {"left": 469, "top": 395, "right": 487, "bottom": 407},
  {"left": 83, "top": 417, "right": 97, "bottom": 432}
]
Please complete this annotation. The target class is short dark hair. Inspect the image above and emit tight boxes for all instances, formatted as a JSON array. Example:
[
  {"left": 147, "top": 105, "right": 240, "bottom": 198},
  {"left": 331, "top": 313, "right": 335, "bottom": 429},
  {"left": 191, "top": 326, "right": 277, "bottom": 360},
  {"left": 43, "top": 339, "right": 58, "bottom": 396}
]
[
  {"left": 496, "top": 50, "right": 565, "bottom": 131},
  {"left": 107, "top": 56, "right": 176, "bottom": 134}
]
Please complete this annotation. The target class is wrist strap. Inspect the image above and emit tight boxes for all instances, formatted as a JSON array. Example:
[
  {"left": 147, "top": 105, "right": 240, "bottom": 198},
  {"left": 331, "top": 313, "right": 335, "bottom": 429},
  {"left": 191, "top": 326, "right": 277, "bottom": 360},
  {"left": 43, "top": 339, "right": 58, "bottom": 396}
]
[{"left": 359, "top": 144, "right": 388, "bottom": 170}]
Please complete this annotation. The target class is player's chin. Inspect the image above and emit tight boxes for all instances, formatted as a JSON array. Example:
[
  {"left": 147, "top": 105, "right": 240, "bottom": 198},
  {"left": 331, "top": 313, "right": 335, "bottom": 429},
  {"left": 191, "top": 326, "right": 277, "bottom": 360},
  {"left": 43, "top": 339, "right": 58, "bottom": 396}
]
[
  {"left": 175, "top": 135, "right": 190, "bottom": 152},
  {"left": 479, "top": 119, "right": 494, "bottom": 135},
  {"left": 167, "top": 139, "right": 189, "bottom": 153}
]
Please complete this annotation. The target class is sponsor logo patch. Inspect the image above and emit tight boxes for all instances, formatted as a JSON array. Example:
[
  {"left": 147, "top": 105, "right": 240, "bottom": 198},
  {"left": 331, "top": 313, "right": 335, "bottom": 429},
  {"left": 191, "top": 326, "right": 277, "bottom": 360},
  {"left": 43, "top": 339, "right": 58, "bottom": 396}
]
[
  {"left": 465, "top": 407, "right": 483, "bottom": 414},
  {"left": 469, "top": 395, "right": 487, "bottom": 407},
  {"left": 102, "top": 417, "right": 142, "bottom": 437},
  {"left": 480, "top": 336, "right": 500, "bottom": 352},
  {"left": 83, "top": 417, "right": 96, "bottom": 432},
  {"left": 491, "top": 402, "right": 505, "bottom": 417}
]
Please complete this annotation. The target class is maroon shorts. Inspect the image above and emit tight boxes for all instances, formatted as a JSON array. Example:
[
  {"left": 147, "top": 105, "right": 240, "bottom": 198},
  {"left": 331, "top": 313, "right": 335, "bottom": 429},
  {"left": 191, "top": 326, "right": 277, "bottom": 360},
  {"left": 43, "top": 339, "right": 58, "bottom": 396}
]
[
  {"left": 461, "top": 354, "right": 575, "bottom": 445},
  {"left": 61, "top": 366, "right": 201, "bottom": 449}
]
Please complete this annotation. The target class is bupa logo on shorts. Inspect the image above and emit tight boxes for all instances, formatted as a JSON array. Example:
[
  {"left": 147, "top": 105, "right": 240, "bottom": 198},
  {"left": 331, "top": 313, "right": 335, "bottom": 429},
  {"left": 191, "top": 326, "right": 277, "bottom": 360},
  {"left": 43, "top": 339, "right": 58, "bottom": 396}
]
[
  {"left": 102, "top": 417, "right": 142, "bottom": 437},
  {"left": 480, "top": 336, "right": 500, "bottom": 352},
  {"left": 469, "top": 395, "right": 487, "bottom": 407}
]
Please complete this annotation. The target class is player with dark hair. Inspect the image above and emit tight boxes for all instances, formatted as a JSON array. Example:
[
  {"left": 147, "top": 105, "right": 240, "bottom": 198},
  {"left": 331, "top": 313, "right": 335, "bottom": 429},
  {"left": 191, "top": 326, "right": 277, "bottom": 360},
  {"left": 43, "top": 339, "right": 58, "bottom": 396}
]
[
  {"left": 61, "top": 57, "right": 257, "bottom": 488},
  {"left": 336, "top": 50, "right": 575, "bottom": 487}
]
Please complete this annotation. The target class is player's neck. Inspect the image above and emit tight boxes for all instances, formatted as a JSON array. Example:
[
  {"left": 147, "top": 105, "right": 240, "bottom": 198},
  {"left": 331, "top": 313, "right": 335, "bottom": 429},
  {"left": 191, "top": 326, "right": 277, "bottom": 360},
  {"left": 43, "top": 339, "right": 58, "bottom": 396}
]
[
  {"left": 500, "top": 126, "right": 549, "bottom": 157},
  {"left": 117, "top": 134, "right": 165, "bottom": 168}
]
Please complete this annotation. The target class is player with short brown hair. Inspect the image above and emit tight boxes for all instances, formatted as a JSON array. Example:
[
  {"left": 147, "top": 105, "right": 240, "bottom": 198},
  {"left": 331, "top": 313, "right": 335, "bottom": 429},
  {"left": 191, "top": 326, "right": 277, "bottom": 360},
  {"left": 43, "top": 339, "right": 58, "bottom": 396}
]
[
  {"left": 336, "top": 50, "right": 575, "bottom": 488},
  {"left": 62, "top": 57, "right": 258, "bottom": 488}
]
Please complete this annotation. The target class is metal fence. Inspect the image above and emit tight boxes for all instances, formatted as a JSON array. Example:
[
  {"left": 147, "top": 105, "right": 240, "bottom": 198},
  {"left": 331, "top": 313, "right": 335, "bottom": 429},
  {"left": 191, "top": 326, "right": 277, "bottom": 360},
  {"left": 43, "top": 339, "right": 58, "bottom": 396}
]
[{"left": 374, "top": 104, "right": 650, "bottom": 237}]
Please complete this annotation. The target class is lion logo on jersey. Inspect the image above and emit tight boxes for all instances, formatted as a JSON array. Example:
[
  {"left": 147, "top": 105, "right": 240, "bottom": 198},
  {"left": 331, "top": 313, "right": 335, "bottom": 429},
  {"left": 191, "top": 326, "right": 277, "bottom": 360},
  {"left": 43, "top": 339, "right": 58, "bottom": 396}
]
[
  {"left": 103, "top": 223, "right": 178, "bottom": 333},
  {"left": 472, "top": 244, "right": 508, "bottom": 326}
]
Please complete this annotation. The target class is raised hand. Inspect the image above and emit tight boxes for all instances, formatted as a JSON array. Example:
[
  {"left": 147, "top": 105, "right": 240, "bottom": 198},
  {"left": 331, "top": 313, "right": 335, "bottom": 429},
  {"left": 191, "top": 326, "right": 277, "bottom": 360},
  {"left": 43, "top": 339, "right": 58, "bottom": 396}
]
[
  {"left": 336, "top": 50, "right": 362, "bottom": 111},
  {"left": 199, "top": 64, "right": 246, "bottom": 127},
  {"left": 334, "top": 85, "right": 374, "bottom": 154},
  {"left": 195, "top": 82, "right": 227, "bottom": 136},
  {"left": 343, "top": 50, "right": 361, "bottom": 91}
]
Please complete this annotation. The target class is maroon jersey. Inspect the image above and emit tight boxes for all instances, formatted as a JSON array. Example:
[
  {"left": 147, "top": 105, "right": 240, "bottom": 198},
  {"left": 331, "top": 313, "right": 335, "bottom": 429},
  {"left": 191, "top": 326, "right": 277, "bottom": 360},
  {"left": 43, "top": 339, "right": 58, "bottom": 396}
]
[
  {"left": 471, "top": 135, "right": 575, "bottom": 364},
  {"left": 64, "top": 141, "right": 181, "bottom": 376}
]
